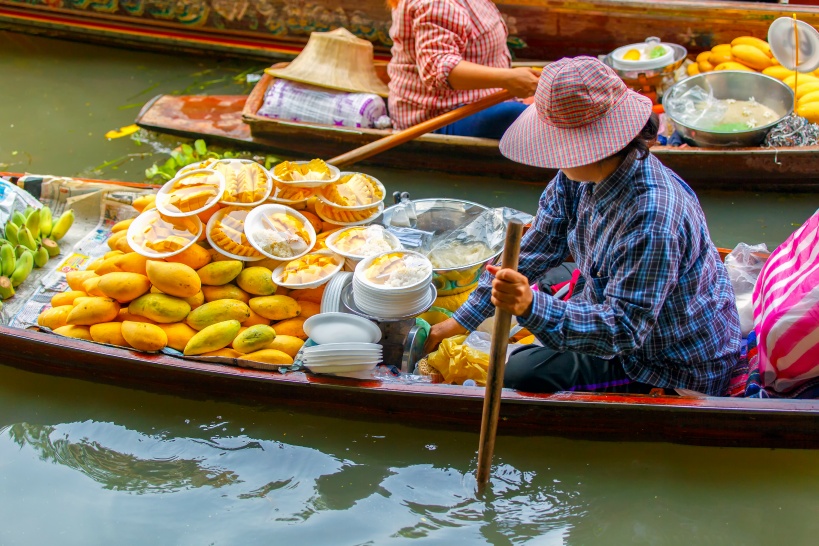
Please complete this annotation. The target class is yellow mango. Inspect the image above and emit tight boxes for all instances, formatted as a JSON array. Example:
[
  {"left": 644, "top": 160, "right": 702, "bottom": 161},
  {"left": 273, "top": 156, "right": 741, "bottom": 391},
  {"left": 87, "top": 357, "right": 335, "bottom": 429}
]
[
  {"left": 695, "top": 51, "right": 711, "bottom": 63},
  {"left": 37, "top": 305, "right": 74, "bottom": 330},
  {"left": 51, "top": 290, "right": 87, "bottom": 307},
  {"left": 797, "top": 90, "right": 819, "bottom": 107},
  {"left": 238, "top": 349, "right": 293, "bottom": 367},
  {"left": 196, "top": 260, "right": 243, "bottom": 286},
  {"left": 97, "top": 272, "right": 152, "bottom": 303},
  {"left": 711, "top": 44, "right": 733, "bottom": 56},
  {"left": 796, "top": 81, "right": 819, "bottom": 100},
  {"left": 242, "top": 308, "right": 270, "bottom": 326},
  {"left": 164, "top": 243, "right": 211, "bottom": 270},
  {"left": 104, "top": 250, "right": 124, "bottom": 260},
  {"left": 84, "top": 257, "right": 105, "bottom": 273},
  {"left": 236, "top": 267, "right": 277, "bottom": 296},
  {"left": 107, "top": 230, "right": 128, "bottom": 251},
  {"left": 186, "top": 299, "right": 250, "bottom": 330},
  {"left": 94, "top": 255, "right": 125, "bottom": 275},
  {"left": 207, "top": 248, "right": 234, "bottom": 262},
  {"left": 202, "top": 284, "right": 250, "bottom": 304},
  {"left": 762, "top": 65, "right": 796, "bottom": 81},
  {"left": 53, "top": 325, "right": 92, "bottom": 341},
  {"left": 731, "top": 36, "right": 771, "bottom": 56},
  {"left": 66, "top": 297, "right": 120, "bottom": 326},
  {"left": 686, "top": 63, "right": 700, "bottom": 77},
  {"left": 132, "top": 194, "right": 156, "bottom": 213},
  {"left": 295, "top": 300, "right": 321, "bottom": 319},
  {"left": 117, "top": 309, "right": 156, "bottom": 323},
  {"left": 714, "top": 61, "right": 753, "bottom": 71},
  {"left": 66, "top": 270, "right": 98, "bottom": 292},
  {"left": 157, "top": 322, "right": 198, "bottom": 352},
  {"left": 82, "top": 276, "right": 106, "bottom": 297},
  {"left": 111, "top": 217, "right": 134, "bottom": 233},
  {"left": 698, "top": 60, "right": 714, "bottom": 73},
  {"left": 115, "top": 253, "right": 151, "bottom": 275},
  {"left": 248, "top": 295, "right": 300, "bottom": 321},
  {"left": 200, "top": 348, "right": 242, "bottom": 359},
  {"left": 89, "top": 322, "right": 130, "bottom": 347},
  {"left": 146, "top": 260, "right": 201, "bottom": 298},
  {"left": 183, "top": 319, "right": 242, "bottom": 356},
  {"left": 114, "top": 237, "right": 135, "bottom": 254},
  {"left": 731, "top": 44, "right": 772, "bottom": 70},
  {"left": 708, "top": 51, "right": 733, "bottom": 66},
  {"left": 232, "top": 324, "right": 277, "bottom": 354},
  {"left": 121, "top": 321, "right": 168, "bottom": 352},
  {"left": 271, "top": 317, "right": 307, "bottom": 340},
  {"left": 185, "top": 290, "right": 205, "bottom": 310},
  {"left": 128, "top": 293, "right": 191, "bottom": 324},
  {"left": 797, "top": 102, "right": 819, "bottom": 123},
  {"left": 265, "top": 334, "right": 304, "bottom": 358},
  {"left": 783, "top": 73, "right": 819, "bottom": 89},
  {"left": 255, "top": 257, "right": 285, "bottom": 271}
]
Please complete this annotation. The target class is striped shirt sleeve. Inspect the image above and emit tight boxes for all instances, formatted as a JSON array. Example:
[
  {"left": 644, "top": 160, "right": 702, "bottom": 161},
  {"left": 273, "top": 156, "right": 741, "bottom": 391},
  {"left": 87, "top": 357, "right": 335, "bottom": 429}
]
[{"left": 412, "top": 0, "right": 471, "bottom": 92}]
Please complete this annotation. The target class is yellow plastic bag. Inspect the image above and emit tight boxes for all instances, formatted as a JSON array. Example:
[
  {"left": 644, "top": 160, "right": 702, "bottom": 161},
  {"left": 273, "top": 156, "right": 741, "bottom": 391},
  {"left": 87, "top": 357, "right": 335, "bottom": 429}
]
[{"left": 427, "top": 334, "right": 489, "bottom": 386}]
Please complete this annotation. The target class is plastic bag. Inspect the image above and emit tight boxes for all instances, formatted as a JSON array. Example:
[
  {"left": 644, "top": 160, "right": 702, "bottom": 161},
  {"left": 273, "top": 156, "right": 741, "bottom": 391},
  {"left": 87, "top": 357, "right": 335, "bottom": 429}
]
[
  {"left": 426, "top": 332, "right": 529, "bottom": 386},
  {"left": 724, "top": 242, "right": 768, "bottom": 336},
  {"left": 753, "top": 209, "right": 819, "bottom": 393},
  {"left": 258, "top": 79, "right": 389, "bottom": 129}
]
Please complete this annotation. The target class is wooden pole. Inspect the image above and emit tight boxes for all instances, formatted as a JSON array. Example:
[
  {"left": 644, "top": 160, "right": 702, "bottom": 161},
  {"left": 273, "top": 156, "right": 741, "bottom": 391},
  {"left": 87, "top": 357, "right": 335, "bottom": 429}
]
[
  {"left": 476, "top": 218, "right": 524, "bottom": 493},
  {"left": 327, "top": 90, "right": 512, "bottom": 169}
]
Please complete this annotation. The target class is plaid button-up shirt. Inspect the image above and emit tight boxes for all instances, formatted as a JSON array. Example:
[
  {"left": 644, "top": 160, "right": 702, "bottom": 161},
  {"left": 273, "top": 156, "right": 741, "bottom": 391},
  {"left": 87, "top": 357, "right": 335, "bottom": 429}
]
[
  {"left": 387, "top": 0, "right": 511, "bottom": 130},
  {"left": 453, "top": 152, "right": 742, "bottom": 395}
]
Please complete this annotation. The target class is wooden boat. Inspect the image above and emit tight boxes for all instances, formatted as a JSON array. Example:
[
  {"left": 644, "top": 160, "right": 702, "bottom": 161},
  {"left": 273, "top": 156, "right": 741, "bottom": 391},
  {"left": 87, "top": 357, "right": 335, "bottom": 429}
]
[
  {"left": 2, "top": 0, "right": 819, "bottom": 62},
  {"left": 136, "top": 74, "right": 819, "bottom": 191},
  {"left": 1, "top": 172, "right": 818, "bottom": 449}
]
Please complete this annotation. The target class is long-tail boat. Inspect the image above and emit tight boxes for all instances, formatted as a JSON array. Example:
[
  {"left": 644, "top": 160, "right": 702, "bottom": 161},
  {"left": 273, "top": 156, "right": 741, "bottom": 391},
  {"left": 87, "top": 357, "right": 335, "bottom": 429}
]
[
  {"left": 2, "top": 0, "right": 819, "bottom": 62},
  {"left": 136, "top": 73, "right": 819, "bottom": 191},
  {"left": 1, "top": 172, "right": 818, "bottom": 450}
]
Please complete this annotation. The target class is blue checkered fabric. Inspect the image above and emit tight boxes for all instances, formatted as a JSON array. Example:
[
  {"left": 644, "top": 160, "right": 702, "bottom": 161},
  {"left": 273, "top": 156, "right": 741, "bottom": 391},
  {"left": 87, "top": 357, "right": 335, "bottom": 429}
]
[{"left": 453, "top": 152, "right": 742, "bottom": 395}]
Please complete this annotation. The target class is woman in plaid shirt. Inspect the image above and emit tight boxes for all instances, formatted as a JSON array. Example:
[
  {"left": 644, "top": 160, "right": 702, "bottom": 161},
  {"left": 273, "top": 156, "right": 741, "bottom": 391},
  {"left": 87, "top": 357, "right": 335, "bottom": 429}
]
[
  {"left": 387, "top": 0, "right": 539, "bottom": 137},
  {"left": 425, "top": 57, "right": 742, "bottom": 396}
]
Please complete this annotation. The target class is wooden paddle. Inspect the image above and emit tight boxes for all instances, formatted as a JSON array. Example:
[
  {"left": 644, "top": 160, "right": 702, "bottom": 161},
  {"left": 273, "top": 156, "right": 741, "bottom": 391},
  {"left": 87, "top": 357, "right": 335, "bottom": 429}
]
[
  {"left": 476, "top": 218, "right": 524, "bottom": 494},
  {"left": 327, "top": 89, "right": 512, "bottom": 169}
]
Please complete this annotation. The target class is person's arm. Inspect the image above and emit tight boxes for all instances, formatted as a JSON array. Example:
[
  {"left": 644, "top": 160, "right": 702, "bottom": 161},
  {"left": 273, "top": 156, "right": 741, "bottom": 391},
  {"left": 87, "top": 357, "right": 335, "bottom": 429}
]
[{"left": 448, "top": 61, "right": 539, "bottom": 98}]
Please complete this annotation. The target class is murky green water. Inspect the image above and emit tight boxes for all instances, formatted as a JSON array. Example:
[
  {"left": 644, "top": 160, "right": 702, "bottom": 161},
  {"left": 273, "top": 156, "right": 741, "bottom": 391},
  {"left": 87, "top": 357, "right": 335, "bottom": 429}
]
[{"left": 2, "top": 32, "right": 819, "bottom": 545}]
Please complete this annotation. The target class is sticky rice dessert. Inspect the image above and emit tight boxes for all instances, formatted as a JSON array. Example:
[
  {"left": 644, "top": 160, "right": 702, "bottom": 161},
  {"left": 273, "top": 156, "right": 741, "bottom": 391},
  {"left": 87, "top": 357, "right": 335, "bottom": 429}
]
[
  {"left": 362, "top": 252, "right": 432, "bottom": 288},
  {"left": 319, "top": 173, "right": 384, "bottom": 209},
  {"left": 327, "top": 225, "right": 399, "bottom": 258},
  {"left": 275, "top": 252, "right": 343, "bottom": 287}
]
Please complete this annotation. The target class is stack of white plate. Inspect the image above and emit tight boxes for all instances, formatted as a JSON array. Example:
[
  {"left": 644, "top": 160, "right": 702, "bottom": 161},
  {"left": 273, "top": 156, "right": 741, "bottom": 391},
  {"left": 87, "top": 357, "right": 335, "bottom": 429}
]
[
  {"left": 301, "top": 313, "right": 383, "bottom": 377},
  {"left": 352, "top": 251, "right": 435, "bottom": 319},
  {"left": 319, "top": 272, "right": 353, "bottom": 314}
]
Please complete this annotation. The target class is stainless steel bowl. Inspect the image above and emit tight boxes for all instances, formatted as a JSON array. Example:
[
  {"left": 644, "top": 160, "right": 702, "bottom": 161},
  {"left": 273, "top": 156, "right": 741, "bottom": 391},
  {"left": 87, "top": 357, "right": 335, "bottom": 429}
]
[
  {"left": 380, "top": 198, "right": 502, "bottom": 296},
  {"left": 664, "top": 70, "right": 794, "bottom": 147}
]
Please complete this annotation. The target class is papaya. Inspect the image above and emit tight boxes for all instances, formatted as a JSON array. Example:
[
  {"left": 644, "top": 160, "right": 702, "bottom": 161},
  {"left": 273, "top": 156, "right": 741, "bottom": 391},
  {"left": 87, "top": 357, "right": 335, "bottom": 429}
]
[
  {"left": 53, "top": 325, "right": 93, "bottom": 341},
  {"left": 121, "top": 321, "right": 168, "bottom": 352},
  {"left": 97, "top": 272, "right": 152, "bottom": 303},
  {"left": 196, "top": 260, "right": 243, "bottom": 285},
  {"left": 271, "top": 317, "right": 307, "bottom": 340},
  {"left": 157, "top": 322, "right": 198, "bottom": 352},
  {"left": 238, "top": 349, "right": 294, "bottom": 367},
  {"left": 231, "top": 324, "right": 277, "bottom": 354},
  {"left": 146, "top": 260, "right": 201, "bottom": 298},
  {"left": 236, "top": 267, "right": 277, "bottom": 296},
  {"left": 66, "top": 297, "right": 120, "bottom": 326},
  {"left": 128, "top": 293, "right": 191, "bottom": 324},
  {"left": 183, "top": 319, "right": 242, "bottom": 356},
  {"left": 186, "top": 299, "right": 250, "bottom": 330},
  {"left": 164, "top": 243, "right": 211, "bottom": 270},
  {"left": 89, "top": 322, "right": 130, "bottom": 347},
  {"left": 66, "top": 270, "right": 98, "bottom": 292},
  {"left": 201, "top": 284, "right": 250, "bottom": 304},
  {"left": 265, "top": 334, "right": 304, "bottom": 358},
  {"left": 50, "top": 290, "right": 87, "bottom": 308},
  {"left": 37, "top": 305, "right": 74, "bottom": 330},
  {"left": 248, "top": 295, "right": 300, "bottom": 321}
]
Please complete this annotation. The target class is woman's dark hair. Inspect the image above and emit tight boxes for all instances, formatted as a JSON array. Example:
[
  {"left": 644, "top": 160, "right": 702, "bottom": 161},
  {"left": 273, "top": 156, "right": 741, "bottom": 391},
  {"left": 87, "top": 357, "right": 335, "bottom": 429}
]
[{"left": 617, "top": 112, "right": 659, "bottom": 160}]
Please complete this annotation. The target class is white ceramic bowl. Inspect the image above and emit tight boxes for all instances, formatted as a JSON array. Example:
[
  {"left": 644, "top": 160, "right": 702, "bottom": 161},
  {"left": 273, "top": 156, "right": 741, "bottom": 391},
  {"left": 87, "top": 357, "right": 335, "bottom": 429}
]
[
  {"left": 155, "top": 168, "right": 225, "bottom": 218},
  {"left": 303, "top": 313, "right": 382, "bottom": 344},
  {"left": 205, "top": 206, "right": 264, "bottom": 262},
  {"left": 316, "top": 172, "right": 387, "bottom": 211},
  {"left": 610, "top": 40, "right": 675, "bottom": 71},
  {"left": 126, "top": 208, "right": 202, "bottom": 259}
]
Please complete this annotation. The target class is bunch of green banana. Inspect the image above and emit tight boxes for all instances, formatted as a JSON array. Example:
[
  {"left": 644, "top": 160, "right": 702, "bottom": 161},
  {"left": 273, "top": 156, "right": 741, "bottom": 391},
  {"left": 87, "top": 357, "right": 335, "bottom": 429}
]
[{"left": 0, "top": 207, "right": 75, "bottom": 301}]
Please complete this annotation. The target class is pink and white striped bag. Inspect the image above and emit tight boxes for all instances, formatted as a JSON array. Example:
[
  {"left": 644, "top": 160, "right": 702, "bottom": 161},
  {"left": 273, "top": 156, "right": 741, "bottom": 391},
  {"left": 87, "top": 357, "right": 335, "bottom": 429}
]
[{"left": 753, "top": 210, "right": 819, "bottom": 393}]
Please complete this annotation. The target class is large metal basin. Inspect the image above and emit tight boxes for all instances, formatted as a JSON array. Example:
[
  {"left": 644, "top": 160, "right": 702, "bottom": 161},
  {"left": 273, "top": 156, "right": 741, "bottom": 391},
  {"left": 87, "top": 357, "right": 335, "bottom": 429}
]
[
  {"left": 664, "top": 70, "right": 794, "bottom": 147},
  {"left": 381, "top": 198, "right": 501, "bottom": 296}
]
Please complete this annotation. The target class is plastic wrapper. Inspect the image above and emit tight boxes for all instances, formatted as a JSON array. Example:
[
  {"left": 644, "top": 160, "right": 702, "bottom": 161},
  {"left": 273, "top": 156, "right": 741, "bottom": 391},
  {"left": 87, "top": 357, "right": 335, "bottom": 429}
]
[
  {"left": 258, "top": 79, "right": 389, "bottom": 129},
  {"left": 426, "top": 332, "right": 527, "bottom": 386},
  {"left": 724, "top": 242, "right": 768, "bottom": 336}
]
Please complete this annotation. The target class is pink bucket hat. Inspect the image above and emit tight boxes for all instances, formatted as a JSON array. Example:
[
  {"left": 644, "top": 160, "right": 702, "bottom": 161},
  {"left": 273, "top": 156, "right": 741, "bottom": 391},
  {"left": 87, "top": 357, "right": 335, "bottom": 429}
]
[{"left": 499, "top": 56, "right": 653, "bottom": 169}]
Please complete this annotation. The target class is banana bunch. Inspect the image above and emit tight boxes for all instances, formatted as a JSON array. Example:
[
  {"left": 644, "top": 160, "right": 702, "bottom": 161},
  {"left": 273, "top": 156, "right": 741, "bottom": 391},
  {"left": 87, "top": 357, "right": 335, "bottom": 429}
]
[
  {"left": 688, "top": 36, "right": 778, "bottom": 77},
  {"left": 0, "top": 207, "right": 75, "bottom": 301}
]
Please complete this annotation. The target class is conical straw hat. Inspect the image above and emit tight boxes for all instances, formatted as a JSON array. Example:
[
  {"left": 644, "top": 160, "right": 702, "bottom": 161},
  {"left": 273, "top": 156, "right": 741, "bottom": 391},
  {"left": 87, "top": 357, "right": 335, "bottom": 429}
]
[{"left": 265, "top": 28, "right": 389, "bottom": 97}]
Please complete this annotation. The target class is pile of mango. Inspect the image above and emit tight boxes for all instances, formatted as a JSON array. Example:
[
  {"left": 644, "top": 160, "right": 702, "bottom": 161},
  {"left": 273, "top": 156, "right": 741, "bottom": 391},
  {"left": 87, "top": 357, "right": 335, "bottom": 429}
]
[
  {"left": 0, "top": 206, "right": 74, "bottom": 304},
  {"left": 687, "top": 36, "right": 819, "bottom": 123},
  {"left": 37, "top": 193, "right": 338, "bottom": 364}
]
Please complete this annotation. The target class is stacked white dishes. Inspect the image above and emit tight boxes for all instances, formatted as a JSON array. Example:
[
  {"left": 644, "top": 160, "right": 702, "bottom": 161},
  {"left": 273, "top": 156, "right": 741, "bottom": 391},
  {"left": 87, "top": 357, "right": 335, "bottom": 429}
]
[
  {"left": 352, "top": 250, "right": 435, "bottom": 318},
  {"left": 301, "top": 313, "right": 382, "bottom": 377}
]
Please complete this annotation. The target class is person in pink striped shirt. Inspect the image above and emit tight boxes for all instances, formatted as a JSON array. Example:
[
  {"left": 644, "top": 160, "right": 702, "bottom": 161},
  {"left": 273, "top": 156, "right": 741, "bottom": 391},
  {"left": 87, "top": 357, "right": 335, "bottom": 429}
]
[{"left": 386, "top": 0, "right": 539, "bottom": 138}]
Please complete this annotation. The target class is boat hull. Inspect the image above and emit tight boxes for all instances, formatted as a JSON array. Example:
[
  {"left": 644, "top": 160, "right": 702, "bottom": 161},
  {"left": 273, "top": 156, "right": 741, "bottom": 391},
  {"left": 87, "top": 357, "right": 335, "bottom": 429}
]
[
  {"left": 2, "top": 325, "right": 819, "bottom": 449},
  {"left": 2, "top": 1, "right": 819, "bottom": 61}
]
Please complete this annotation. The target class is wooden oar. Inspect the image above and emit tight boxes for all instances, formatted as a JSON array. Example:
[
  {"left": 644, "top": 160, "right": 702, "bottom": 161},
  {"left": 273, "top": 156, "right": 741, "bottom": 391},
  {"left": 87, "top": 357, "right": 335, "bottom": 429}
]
[
  {"left": 327, "top": 89, "right": 512, "bottom": 169},
  {"left": 476, "top": 218, "right": 524, "bottom": 494}
]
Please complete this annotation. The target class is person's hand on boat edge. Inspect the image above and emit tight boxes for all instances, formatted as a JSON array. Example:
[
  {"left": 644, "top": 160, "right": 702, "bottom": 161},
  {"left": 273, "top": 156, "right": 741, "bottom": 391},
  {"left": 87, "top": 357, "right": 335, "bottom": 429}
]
[{"left": 486, "top": 264, "right": 534, "bottom": 318}]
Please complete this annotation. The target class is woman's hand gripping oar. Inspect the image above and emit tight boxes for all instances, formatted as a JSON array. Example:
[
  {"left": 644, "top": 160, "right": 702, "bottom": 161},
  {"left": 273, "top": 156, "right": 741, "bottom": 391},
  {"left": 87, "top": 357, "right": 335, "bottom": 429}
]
[{"left": 476, "top": 218, "right": 524, "bottom": 494}]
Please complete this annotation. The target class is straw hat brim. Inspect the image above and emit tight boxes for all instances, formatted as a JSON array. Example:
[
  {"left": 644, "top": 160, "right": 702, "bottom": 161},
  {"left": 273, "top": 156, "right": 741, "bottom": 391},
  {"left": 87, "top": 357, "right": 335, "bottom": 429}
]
[
  {"left": 264, "top": 67, "right": 389, "bottom": 98},
  {"left": 499, "top": 90, "right": 653, "bottom": 169}
]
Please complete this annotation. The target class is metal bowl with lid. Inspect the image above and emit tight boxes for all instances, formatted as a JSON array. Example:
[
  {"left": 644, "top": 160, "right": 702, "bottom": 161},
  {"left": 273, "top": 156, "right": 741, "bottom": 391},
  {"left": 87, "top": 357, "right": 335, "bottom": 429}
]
[
  {"left": 380, "top": 198, "right": 502, "bottom": 296},
  {"left": 664, "top": 70, "right": 794, "bottom": 147}
]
